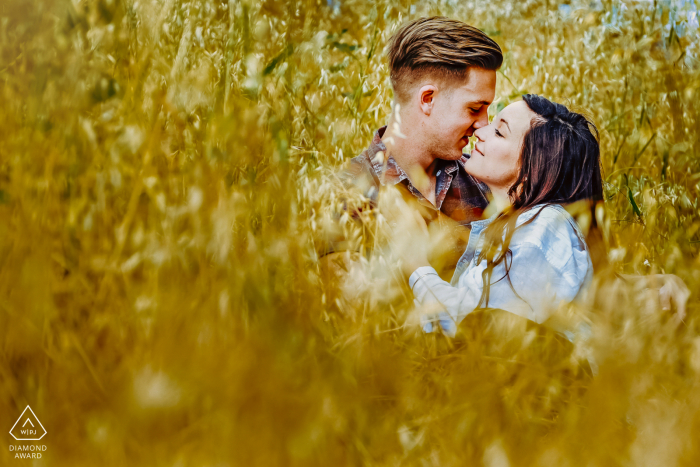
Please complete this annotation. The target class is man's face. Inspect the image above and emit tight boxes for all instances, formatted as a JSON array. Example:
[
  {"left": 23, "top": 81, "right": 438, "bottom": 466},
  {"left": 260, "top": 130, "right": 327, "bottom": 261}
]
[{"left": 423, "top": 68, "right": 496, "bottom": 161}]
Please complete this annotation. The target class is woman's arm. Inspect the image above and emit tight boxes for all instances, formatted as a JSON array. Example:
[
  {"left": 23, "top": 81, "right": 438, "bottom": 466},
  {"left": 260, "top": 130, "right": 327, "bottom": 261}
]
[{"left": 410, "top": 227, "right": 592, "bottom": 335}]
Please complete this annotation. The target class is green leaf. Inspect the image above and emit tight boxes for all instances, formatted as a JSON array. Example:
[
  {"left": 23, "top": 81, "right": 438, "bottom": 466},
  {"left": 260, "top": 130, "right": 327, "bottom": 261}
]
[
  {"left": 627, "top": 186, "right": 642, "bottom": 217},
  {"left": 660, "top": 150, "right": 668, "bottom": 180},
  {"left": 329, "top": 59, "right": 349, "bottom": 73},
  {"left": 263, "top": 43, "right": 294, "bottom": 76},
  {"left": 331, "top": 42, "right": 358, "bottom": 55}
]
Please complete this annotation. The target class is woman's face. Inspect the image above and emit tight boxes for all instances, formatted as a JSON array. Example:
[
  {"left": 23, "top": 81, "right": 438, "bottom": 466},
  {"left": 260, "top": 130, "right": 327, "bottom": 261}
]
[{"left": 464, "top": 100, "right": 538, "bottom": 195}]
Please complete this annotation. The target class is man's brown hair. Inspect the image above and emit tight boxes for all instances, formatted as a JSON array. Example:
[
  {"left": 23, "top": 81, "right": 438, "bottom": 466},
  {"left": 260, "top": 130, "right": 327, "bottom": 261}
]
[{"left": 386, "top": 17, "right": 503, "bottom": 103}]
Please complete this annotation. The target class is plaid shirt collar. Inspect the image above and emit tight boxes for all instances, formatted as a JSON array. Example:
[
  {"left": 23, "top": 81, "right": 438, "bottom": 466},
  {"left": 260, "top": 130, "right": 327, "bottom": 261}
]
[{"left": 364, "top": 126, "right": 460, "bottom": 209}]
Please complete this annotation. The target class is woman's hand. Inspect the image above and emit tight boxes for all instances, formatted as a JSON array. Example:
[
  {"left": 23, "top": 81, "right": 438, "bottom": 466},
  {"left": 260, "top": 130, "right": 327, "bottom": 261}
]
[{"left": 380, "top": 186, "right": 432, "bottom": 276}]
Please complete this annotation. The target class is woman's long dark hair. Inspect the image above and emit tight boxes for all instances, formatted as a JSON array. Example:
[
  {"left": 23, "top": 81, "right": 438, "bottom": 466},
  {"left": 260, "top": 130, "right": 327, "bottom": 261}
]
[{"left": 476, "top": 94, "right": 604, "bottom": 308}]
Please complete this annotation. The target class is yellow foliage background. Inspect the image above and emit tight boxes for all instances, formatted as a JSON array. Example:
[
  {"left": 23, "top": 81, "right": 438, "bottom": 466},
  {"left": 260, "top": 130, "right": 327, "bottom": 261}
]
[{"left": 1, "top": 0, "right": 699, "bottom": 465}]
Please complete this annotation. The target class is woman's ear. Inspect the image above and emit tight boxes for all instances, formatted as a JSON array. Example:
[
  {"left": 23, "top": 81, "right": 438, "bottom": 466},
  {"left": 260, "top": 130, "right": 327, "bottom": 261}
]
[{"left": 418, "top": 85, "right": 438, "bottom": 116}]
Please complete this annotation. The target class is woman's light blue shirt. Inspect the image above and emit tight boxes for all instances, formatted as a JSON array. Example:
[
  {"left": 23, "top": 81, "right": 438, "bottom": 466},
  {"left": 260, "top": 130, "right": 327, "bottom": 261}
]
[{"left": 409, "top": 204, "right": 593, "bottom": 337}]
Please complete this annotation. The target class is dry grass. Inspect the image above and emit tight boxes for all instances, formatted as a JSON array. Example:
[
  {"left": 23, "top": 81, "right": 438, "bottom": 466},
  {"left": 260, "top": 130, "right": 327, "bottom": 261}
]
[{"left": 1, "top": 0, "right": 699, "bottom": 465}]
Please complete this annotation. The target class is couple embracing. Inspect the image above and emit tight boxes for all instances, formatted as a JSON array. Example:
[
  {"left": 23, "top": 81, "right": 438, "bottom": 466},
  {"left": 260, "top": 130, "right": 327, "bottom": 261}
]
[{"left": 332, "top": 17, "right": 688, "bottom": 337}]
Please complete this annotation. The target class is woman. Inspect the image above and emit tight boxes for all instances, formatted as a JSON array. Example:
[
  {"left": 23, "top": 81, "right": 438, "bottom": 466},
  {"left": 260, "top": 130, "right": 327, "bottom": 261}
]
[{"left": 396, "top": 94, "right": 603, "bottom": 337}]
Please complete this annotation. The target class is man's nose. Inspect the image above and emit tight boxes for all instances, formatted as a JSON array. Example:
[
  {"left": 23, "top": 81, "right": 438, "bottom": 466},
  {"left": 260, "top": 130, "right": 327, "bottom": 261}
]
[
  {"left": 473, "top": 125, "right": 486, "bottom": 141},
  {"left": 472, "top": 110, "right": 490, "bottom": 130}
]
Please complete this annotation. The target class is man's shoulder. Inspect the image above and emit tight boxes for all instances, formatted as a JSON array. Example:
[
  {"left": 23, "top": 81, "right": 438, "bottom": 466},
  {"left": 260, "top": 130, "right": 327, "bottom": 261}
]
[
  {"left": 342, "top": 152, "right": 373, "bottom": 175},
  {"left": 340, "top": 126, "right": 386, "bottom": 181},
  {"left": 336, "top": 152, "right": 381, "bottom": 203}
]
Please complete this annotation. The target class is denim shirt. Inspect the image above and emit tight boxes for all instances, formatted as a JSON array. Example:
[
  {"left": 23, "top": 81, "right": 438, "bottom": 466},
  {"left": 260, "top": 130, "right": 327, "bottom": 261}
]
[{"left": 409, "top": 204, "right": 593, "bottom": 338}]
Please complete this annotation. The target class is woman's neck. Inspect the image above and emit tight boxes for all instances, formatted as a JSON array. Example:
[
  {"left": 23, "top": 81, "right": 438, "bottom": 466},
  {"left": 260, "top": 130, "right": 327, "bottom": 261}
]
[{"left": 486, "top": 185, "right": 512, "bottom": 213}]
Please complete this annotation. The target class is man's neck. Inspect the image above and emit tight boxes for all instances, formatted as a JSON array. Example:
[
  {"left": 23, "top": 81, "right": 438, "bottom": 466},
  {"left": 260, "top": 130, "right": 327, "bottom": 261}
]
[{"left": 380, "top": 114, "right": 439, "bottom": 205}]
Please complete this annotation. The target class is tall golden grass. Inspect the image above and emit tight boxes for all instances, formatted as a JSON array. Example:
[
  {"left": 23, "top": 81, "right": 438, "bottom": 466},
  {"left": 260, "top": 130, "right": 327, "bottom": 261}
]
[{"left": 0, "top": 0, "right": 699, "bottom": 465}]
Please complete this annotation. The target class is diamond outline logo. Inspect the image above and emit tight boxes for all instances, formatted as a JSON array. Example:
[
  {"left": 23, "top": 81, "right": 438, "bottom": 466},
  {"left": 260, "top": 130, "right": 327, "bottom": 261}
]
[{"left": 9, "top": 406, "right": 47, "bottom": 441}]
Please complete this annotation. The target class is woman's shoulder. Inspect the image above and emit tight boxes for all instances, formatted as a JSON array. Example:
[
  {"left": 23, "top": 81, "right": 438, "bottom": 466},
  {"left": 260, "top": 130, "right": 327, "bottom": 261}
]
[
  {"left": 512, "top": 204, "right": 588, "bottom": 266},
  {"left": 515, "top": 204, "right": 582, "bottom": 236},
  {"left": 515, "top": 203, "right": 574, "bottom": 226}
]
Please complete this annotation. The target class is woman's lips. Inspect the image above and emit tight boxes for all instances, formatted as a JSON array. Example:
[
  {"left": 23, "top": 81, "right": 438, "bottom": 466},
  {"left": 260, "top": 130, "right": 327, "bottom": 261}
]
[{"left": 473, "top": 146, "right": 485, "bottom": 157}]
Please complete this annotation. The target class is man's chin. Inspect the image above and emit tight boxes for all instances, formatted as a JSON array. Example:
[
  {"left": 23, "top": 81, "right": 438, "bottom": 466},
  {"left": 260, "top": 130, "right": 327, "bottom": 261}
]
[
  {"left": 435, "top": 149, "right": 467, "bottom": 161},
  {"left": 430, "top": 147, "right": 468, "bottom": 162}
]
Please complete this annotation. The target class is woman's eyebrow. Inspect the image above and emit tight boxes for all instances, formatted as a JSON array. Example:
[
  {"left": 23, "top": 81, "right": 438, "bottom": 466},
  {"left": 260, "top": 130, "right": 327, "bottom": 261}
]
[{"left": 500, "top": 118, "right": 511, "bottom": 132}]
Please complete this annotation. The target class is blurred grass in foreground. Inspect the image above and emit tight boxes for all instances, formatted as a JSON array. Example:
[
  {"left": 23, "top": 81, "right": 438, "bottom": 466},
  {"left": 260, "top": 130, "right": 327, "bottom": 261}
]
[{"left": 1, "top": 0, "right": 700, "bottom": 465}]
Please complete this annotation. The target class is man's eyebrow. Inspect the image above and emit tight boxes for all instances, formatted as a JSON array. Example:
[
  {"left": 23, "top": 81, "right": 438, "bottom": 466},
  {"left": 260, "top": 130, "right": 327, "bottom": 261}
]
[{"left": 466, "top": 101, "right": 491, "bottom": 107}]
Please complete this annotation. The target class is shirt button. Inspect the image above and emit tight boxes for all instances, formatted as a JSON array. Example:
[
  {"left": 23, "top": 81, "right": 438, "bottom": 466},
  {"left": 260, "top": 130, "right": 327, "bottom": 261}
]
[{"left": 436, "top": 170, "right": 441, "bottom": 176}]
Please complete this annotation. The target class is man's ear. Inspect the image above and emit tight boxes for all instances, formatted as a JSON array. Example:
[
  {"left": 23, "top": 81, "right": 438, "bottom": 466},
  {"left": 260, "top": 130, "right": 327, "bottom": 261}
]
[{"left": 418, "top": 85, "right": 437, "bottom": 116}]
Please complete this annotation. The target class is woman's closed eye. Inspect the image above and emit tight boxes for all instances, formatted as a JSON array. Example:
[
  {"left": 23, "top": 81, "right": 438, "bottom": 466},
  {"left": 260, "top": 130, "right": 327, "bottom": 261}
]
[{"left": 494, "top": 128, "right": 504, "bottom": 138}]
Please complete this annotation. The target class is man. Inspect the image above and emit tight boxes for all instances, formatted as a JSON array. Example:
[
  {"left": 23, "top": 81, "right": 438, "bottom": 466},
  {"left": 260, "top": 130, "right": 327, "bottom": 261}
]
[
  {"left": 329, "top": 16, "right": 689, "bottom": 316},
  {"left": 343, "top": 17, "right": 497, "bottom": 226},
  {"left": 330, "top": 17, "right": 499, "bottom": 279}
]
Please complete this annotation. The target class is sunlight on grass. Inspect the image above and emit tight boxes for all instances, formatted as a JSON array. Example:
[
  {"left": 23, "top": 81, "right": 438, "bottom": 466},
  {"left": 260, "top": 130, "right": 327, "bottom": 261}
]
[{"left": 0, "top": 0, "right": 699, "bottom": 465}]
